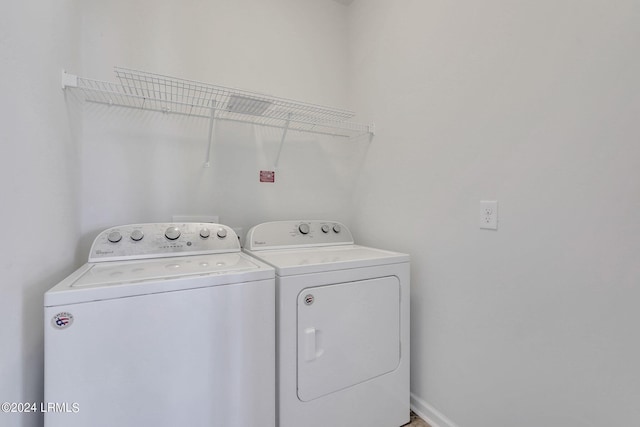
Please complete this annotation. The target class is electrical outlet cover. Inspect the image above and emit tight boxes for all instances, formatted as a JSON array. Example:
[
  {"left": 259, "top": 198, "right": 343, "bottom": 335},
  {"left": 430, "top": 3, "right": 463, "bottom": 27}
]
[{"left": 479, "top": 200, "right": 498, "bottom": 230}]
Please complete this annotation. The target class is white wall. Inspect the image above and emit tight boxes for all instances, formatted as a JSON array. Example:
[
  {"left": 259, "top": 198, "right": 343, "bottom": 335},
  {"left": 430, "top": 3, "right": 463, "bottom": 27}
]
[
  {"left": 347, "top": 1, "right": 640, "bottom": 426},
  {"left": 77, "top": 0, "right": 363, "bottom": 252},
  {"left": 5, "top": 2, "right": 639, "bottom": 426},
  {"left": 0, "top": 1, "right": 81, "bottom": 426}
]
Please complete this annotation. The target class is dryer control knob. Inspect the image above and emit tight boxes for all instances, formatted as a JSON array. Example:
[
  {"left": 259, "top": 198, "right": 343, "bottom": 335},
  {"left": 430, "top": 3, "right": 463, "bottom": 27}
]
[
  {"left": 130, "top": 230, "right": 144, "bottom": 241},
  {"left": 107, "top": 231, "right": 122, "bottom": 243},
  {"left": 299, "top": 223, "right": 310, "bottom": 235},
  {"left": 165, "top": 227, "right": 181, "bottom": 240},
  {"left": 200, "top": 228, "right": 211, "bottom": 239},
  {"left": 333, "top": 224, "right": 341, "bottom": 233},
  {"left": 321, "top": 225, "right": 330, "bottom": 233},
  {"left": 216, "top": 228, "right": 227, "bottom": 239}
]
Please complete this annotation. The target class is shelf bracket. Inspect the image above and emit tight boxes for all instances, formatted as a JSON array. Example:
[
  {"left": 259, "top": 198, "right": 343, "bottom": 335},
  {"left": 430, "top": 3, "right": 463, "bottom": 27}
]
[
  {"left": 203, "top": 101, "right": 217, "bottom": 168},
  {"left": 61, "top": 70, "right": 78, "bottom": 89},
  {"left": 273, "top": 113, "right": 292, "bottom": 169},
  {"left": 368, "top": 123, "right": 376, "bottom": 142}
]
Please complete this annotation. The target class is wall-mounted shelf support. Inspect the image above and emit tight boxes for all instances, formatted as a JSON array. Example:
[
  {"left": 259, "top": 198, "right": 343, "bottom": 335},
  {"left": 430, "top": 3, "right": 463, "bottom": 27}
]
[
  {"left": 61, "top": 70, "right": 78, "bottom": 89},
  {"left": 204, "top": 101, "right": 217, "bottom": 168},
  {"left": 274, "top": 113, "right": 292, "bottom": 169}
]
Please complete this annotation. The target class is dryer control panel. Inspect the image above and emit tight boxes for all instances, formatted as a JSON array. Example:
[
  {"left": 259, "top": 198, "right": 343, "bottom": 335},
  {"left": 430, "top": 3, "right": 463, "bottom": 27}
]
[
  {"left": 89, "top": 223, "right": 240, "bottom": 262},
  {"left": 245, "top": 220, "right": 354, "bottom": 251}
]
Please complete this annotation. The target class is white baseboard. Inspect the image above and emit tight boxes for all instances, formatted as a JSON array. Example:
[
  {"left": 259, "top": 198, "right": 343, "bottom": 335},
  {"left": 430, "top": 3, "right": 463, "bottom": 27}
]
[{"left": 410, "top": 393, "right": 460, "bottom": 427}]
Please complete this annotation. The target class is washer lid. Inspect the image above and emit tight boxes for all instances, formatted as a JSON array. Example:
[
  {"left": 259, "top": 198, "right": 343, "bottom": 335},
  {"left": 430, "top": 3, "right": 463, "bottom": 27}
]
[
  {"left": 75, "top": 253, "right": 261, "bottom": 287},
  {"left": 244, "top": 245, "right": 409, "bottom": 276},
  {"left": 45, "top": 252, "right": 274, "bottom": 306}
]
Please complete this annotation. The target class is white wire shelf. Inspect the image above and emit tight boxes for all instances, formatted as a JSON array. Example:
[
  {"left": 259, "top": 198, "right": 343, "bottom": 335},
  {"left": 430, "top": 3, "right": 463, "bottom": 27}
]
[{"left": 63, "top": 67, "right": 373, "bottom": 139}]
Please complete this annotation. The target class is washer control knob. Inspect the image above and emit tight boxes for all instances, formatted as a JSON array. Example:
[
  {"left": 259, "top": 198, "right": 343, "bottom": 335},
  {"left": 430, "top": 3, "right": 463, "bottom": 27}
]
[
  {"left": 165, "top": 226, "right": 181, "bottom": 240},
  {"left": 299, "top": 223, "right": 310, "bottom": 235},
  {"left": 321, "top": 225, "right": 330, "bottom": 233},
  {"left": 200, "top": 228, "right": 211, "bottom": 239},
  {"left": 107, "top": 231, "right": 122, "bottom": 243},
  {"left": 333, "top": 224, "right": 341, "bottom": 233},
  {"left": 216, "top": 228, "right": 227, "bottom": 239},
  {"left": 130, "top": 230, "right": 144, "bottom": 241}
]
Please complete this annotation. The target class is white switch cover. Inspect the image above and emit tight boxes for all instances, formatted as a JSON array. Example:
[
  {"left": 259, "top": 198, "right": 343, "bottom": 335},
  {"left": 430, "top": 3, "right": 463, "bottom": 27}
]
[{"left": 480, "top": 201, "right": 498, "bottom": 230}]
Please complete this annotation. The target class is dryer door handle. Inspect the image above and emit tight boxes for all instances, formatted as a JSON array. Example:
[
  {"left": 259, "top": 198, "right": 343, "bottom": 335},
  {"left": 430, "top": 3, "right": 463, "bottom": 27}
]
[{"left": 303, "top": 327, "right": 323, "bottom": 361}]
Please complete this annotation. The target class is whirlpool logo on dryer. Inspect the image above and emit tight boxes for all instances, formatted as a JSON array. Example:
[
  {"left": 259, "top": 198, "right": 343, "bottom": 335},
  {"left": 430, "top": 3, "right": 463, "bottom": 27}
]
[{"left": 51, "top": 312, "right": 74, "bottom": 330}]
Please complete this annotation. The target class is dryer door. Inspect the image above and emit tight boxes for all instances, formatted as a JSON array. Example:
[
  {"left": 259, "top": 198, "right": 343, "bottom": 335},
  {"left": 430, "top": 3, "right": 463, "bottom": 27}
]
[{"left": 296, "top": 276, "right": 400, "bottom": 402}]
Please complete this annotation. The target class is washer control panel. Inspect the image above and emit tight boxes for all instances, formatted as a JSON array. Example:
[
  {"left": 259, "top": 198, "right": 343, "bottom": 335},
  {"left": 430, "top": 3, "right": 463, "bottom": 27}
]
[
  {"left": 89, "top": 223, "right": 240, "bottom": 262},
  {"left": 245, "top": 220, "right": 354, "bottom": 250}
]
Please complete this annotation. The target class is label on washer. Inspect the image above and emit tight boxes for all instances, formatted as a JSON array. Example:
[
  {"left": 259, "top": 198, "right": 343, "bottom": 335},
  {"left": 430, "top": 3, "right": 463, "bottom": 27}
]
[{"left": 51, "top": 312, "right": 74, "bottom": 330}]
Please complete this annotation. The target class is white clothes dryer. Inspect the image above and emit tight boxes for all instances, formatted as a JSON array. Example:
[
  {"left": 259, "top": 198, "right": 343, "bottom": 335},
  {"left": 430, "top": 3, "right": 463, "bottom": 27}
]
[
  {"left": 44, "top": 223, "right": 275, "bottom": 427},
  {"left": 244, "top": 220, "right": 410, "bottom": 427}
]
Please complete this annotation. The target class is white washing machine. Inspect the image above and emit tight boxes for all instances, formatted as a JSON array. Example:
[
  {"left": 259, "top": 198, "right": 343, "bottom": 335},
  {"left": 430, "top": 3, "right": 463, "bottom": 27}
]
[
  {"left": 244, "top": 220, "right": 410, "bottom": 427},
  {"left": 44, "top": 223, "right": 275, "bottom": 427}
]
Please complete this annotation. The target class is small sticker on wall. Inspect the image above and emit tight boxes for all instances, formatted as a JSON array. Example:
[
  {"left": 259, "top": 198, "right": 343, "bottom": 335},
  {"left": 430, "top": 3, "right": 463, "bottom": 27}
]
[{"left": 260, "top": 170, "right": 275, "bottom": 183}]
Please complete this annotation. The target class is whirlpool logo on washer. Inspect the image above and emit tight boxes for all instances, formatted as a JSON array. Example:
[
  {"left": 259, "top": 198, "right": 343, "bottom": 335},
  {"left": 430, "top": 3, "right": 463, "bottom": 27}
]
[{"left": 51, "top": 312, "right": 74, "bottom": 330}]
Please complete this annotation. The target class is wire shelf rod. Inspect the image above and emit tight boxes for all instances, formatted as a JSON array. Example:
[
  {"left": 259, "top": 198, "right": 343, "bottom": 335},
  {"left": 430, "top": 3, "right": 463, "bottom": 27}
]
[
  {"left": 63, "top": 68, "right": 373, "bottom": 139},
  {"left": 114, "top": 67, "right": 355, "bottom": 120},
  {"left": 81, "top": 98, "right": 366, "bottom": 138}
]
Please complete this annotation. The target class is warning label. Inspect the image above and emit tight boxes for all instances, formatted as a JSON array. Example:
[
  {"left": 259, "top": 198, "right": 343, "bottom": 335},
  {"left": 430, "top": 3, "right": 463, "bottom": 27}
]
[{"left": 260, "top": 170, "right": 275, "bottom": 183}]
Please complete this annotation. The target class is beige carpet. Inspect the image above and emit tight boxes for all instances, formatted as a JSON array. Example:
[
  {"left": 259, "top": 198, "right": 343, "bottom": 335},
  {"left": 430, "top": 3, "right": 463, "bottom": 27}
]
[{"left": 403, "top": 411, "right": 432, "bottom": 427}]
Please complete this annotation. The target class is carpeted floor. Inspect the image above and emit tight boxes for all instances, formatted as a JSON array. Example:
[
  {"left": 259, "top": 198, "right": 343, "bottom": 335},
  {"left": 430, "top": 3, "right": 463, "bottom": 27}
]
[{"left": 403, "top": 411, "right": 432, "bottom": 427}]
